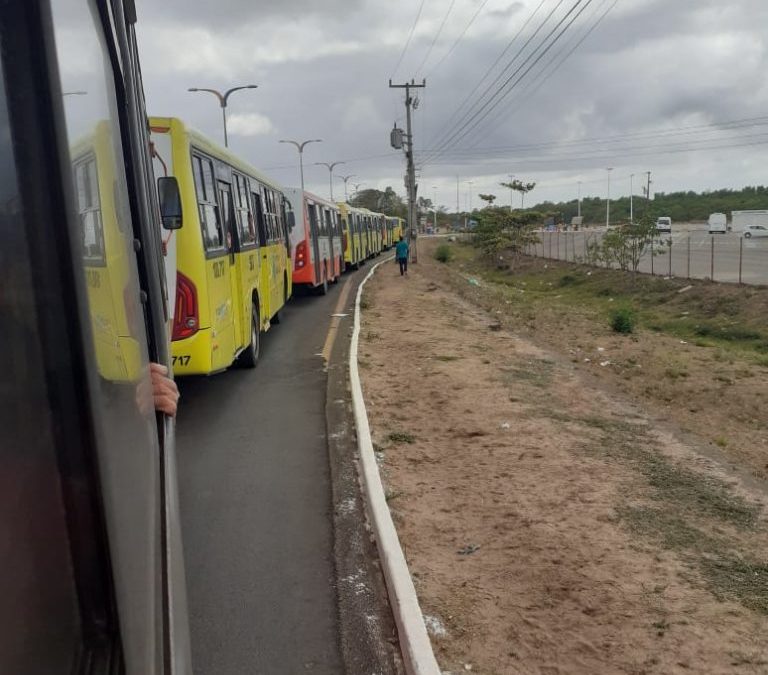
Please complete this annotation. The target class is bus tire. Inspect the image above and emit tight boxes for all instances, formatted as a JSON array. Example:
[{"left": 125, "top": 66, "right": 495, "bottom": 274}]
[{"left": 238, "top": 304, "right": 260, "bottom": 368}]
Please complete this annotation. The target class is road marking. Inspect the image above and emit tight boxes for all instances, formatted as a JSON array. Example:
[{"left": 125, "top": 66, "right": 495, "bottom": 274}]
[{"left": 321, "top": 277, "right": 354, "bottom": 362}]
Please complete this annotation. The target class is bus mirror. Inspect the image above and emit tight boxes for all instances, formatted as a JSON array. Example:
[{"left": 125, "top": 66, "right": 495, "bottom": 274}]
[
  {"left": 286, "top": 210, "right": 296, "bottom": 230},
  {"left": 158, "top": 176, "right": 183, "bottom": 230}
]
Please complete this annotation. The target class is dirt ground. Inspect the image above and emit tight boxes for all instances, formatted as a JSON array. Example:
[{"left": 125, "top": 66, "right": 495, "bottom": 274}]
[{"left": 359, "top": 243, "right": 768, "bottom": 675}]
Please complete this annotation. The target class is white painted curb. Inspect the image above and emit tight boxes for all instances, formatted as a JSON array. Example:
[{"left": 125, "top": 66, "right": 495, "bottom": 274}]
[{"left": 349, "top": 257, "right": 442, "bottom": 675}]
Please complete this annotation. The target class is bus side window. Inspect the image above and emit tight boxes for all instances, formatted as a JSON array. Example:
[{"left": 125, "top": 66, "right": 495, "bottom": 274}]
[
  {"left": 251, "top": 189, "right": 267, "bottom": 247},
  {"left": 192, "top": 154, "right": 223, "bottom": 251},
  {"left": 234, "top": 173, "right": 256, "bottom": 247},
  {"left": 73, "top": 156, "right": 105, "bottom": 265}
]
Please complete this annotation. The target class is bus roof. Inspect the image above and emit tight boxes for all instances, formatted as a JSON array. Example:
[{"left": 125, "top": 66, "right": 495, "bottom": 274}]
[{"left": 149, "top": 116, "right": 284, "bottom": 193}]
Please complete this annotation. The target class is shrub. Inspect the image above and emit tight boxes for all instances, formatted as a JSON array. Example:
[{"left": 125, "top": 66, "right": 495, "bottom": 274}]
[
  {"left": 435, "top": 244, "right": 453, "bottom": 263},
  {"left": 610, "top": 307, "right": 636, "bottom": 334}
]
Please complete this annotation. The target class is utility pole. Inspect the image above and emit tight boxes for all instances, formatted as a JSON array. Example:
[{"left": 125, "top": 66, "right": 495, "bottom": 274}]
[
  {"left": 630, "top": 173, "right": 634, "bottom": 223},
  {"left": 645, "top": 171, "right": 652, "bottom": 213},
  {"left": 432, "top": 186, "right": 438, "bottom": 230},
  {"left": 606, "top": 167, "right": 613, "bottom": 229},
  {"left": 455, "top": 175, "right": 460, "bottom": 230},
  {"left": 389, "top": 78, "right": 426, "bottom": 262},
  {"left": 467, "top": 181, "right": 474, "bottom": 216}
]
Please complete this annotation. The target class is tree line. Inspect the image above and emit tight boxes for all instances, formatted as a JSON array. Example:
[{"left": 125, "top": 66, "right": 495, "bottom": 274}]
[{"left": 527, "top": 185, "right": 768, "bottom": 224}]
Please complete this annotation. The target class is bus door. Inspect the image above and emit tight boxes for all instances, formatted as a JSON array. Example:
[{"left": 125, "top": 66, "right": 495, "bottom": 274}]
[
  {"left": 217, "top": 180, "right": 243, "bottom": 351},
  {"left": 234, "top": 174, "right": 259, "bottom": 341},
  {"left": 252, "top": 188, "right": 272, "bottom": 323},
  {"left": 307, "top": 201, "right": 322, "bottom": 283}
]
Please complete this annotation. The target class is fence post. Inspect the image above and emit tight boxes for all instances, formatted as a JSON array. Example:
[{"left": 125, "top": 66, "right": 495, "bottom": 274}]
[
  {"left": 549, "top": 232, "right": 552, "bottom": 259},
  {"left": 668, "top": 239, "right": 672, "bottom": 278},
  {"left": 710, "top": 236, "right": 714, "bottom": 281},
  {"left": 557, "top": 232, "right": 560, "bottom": 260},
  {"left": 687, "top": 236, "right": 691, "bottom": 279},
  {"left": 651, "top": 241, "right": 654, "bottom": 276},
  {"left": 739, "top": 236, "right": 743, "bottom": 285}
]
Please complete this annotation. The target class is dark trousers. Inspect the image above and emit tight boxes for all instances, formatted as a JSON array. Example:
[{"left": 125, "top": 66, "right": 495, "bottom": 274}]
[{"left": 398, "top": 257, "right": 408, "bottom": 275}]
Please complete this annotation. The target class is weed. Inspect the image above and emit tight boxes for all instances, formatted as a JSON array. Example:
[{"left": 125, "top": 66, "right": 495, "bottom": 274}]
[
  {"left": 558, "top": 274, "right": 580, "bottom": 287},
  {"left": 610, "top": 307, "right": 636, "bottom": 334},
  {"left": 385, "top": 488, "right": 404, "bottom": 502},
  {"left": 435, "top": 244, "right": 454, "bottom": 263},
  {"left": 714, "top": 436, "right": 728, "bottom": 448},
  {"left": 360, "top": 294, "right": 371, "bottom": 310},
  {"left": 366, "top": 331, "right": 380, "bottom": 341},
  {"left": 388, "top": 431, "right": 416, "bottom": 444},
  {"left": 664, "top": 365, "right": 689, "bottom": 379},
  {"left": 434, "top": 354, "right": 461, "bottom": 362},
  {"left": 700, "top": 556, "right": 768, "bottom": 615}
]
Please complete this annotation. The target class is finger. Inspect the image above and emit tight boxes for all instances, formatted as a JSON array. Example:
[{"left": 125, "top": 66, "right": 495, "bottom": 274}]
[{"left": 150, "top": 362, "right": 169, "bottom": 375}]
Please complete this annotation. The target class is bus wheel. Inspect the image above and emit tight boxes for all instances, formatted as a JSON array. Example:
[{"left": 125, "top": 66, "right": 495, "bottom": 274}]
[{"left": 238, "top": 304, "right": 260, "bottom": 368}]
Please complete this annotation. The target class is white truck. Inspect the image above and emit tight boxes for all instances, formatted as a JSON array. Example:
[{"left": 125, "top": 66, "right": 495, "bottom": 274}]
[
  {"left": 731, "top": 209, "right": 768, "bottom": 233},
  {"left": 655, "top": 216, "right": 672, "bottom": 233},
  {"left": 707, "top": 212, "right": 727, "bottom": 234}
]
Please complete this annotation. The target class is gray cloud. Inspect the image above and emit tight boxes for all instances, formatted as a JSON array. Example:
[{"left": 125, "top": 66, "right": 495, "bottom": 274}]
[{"left": 135, "top": 0, "right": 768, "bottom": 205}]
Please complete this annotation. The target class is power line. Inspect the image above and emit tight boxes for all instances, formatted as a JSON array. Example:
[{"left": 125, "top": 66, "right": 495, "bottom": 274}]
[
  {"left": 391, "top": 0, "right": 427, "bottom": 79},
  {"left": 416, "top": 0, "right": 457, "bottom": 76},
  {"left": 423, "top": 133, "right": 768, "bottom": 167},
  {"left": 425, "top": 0, "right": 491, "bottom": 77},
  {"left": 425, "top": 0, "right": 593, "bottom": 165},
  {"left": 421, "top": 115, "right": 768, "bottom": 160},
  {"left": 460, "top": 0, "right": 618, "bottom": 151},
  {"left": 424, "top": 0, "right": 550, "bottom": 154}
]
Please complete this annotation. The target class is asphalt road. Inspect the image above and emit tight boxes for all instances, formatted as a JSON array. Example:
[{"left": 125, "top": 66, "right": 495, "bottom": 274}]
[
  {"left": 535, "top": 229, "right": 768, "bottom": 284},
  {"left": 175, "top": 282, "right": 350, "bottom": 674}
]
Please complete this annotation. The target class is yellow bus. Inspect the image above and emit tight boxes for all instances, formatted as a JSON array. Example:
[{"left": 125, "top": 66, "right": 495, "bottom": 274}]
[
  {"left": 71, "top": 121, "right": 145, "bottom": 382},
  {"left": 150, "top": 117, "right": 292, "bottom": 375},
  {"left": 338, "top": 202, "right": 367, "bottom": 270}
]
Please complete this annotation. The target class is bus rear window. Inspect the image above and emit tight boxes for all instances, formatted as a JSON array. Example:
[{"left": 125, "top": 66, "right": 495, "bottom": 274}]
[{"left": 73, "top": 156, "right": 105, "bottom": 265}]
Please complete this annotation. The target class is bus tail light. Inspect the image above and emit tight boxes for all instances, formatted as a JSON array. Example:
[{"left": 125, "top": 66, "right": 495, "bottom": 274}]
[
  {"left": 172, "top": 271, "right": 199, "bottom": 341},
  {"left": 295, "top": 240, "right": 307, "bottom": 269}
]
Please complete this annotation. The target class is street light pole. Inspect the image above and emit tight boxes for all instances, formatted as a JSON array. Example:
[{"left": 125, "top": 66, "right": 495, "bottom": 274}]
[
  {"left": 278, "top": 138, "right": 323, "bottom": 196},
  {"left": 577, "top": 181, "right": 582, "bottom": 218},
  {"left": 467, "top": 180, "right": 474, "bottom": 215},
  {"left": 188, "top": 84, "right": 259, "bottom": 147},
  {"left": 315, "top": 161, "right": 345, "bottom": 202},
  {"left": 606, "top": 167, "right": 613, "bottom": 229},
  {"left": 336, "top": 174, "right": 356, "bottom": 201}
]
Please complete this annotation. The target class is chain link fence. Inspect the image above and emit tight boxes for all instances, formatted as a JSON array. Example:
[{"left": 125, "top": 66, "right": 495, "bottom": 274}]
[{"left": 526, "top": 230, "right": 768, "bottom": 285}]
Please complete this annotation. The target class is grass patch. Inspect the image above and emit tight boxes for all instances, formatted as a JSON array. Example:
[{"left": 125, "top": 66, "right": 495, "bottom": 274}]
[
  {"left": 360, "top": 293, "right": 372, "bottom": 310},
  {"left": 388, "top": 431, "right": 416, "bottom": 444},
  {"left": 435, "top": 244, "right": 454, "bottom": 263},
  {"left": 498, "top": 359, "right": 554, "bottom": 388},
  {"left": 610, "top": 307, "right": 636, "bottom": 334},
  {"left": 700, "top": 556, "right": 768, "bottom": 615}
]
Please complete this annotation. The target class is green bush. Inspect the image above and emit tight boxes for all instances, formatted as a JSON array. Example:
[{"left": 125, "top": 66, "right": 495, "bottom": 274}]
[
  {"left": 610, "top": 307, "right": 636, "bottom": 334},
  {"left": 435, "top": 244, "right": 453, "bottom": 263}
]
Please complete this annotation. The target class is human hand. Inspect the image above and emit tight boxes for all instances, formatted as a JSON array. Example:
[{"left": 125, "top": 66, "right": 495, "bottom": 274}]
[{"left": 150, "top": 362, "right": 179, "bottom": 417}]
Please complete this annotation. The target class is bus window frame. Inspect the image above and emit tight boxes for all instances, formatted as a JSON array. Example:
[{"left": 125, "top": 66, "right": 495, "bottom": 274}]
[
  {"left": 232, "top": 170, "right": 258, "bottom": 250},
  {"left": 190, "top": 149, "right": 226, "bottom": 258}
]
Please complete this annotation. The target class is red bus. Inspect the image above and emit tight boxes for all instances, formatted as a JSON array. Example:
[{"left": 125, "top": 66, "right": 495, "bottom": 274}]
[{"left": 285, "top": 188, "right": 343, "bottom": 294}]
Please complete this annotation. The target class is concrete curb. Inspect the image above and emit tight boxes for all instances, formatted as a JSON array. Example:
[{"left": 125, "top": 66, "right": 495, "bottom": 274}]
[{"left": 349, "top": 256, "right": 442, "bottom": 675}]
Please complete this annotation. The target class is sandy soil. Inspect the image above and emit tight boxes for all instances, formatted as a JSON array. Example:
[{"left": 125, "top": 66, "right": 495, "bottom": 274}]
[{"left": 359, "top": 248, "right": 768, "bottom": 675}]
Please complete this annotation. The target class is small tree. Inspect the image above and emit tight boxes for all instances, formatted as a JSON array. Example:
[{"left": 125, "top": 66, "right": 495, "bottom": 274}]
[
  {"left": 478, "top": 193, "right": 497, "bottom": 206},
  {"left": 500, "top": 178, "right": 537, "bottom": 208},
  {"left": 472, "top": 207, "right": 541, "bottom": 267},
  {"left": 592, "top": 214, "right": 659, "bottom": 277}
]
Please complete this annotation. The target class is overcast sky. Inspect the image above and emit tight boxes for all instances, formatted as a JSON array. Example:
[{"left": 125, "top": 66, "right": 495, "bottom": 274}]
[{"left": 135, "top": 0, "right": 768, "bottom": 210}]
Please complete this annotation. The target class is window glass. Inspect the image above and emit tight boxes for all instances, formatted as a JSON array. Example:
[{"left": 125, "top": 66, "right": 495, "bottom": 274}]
[
  {"left": 252, "top": 190, "right": 267, "bottom": 246},
  {"left": 233, "top": 173, "right": 256, "bottom": 247},
  {"left": 49, "top": 0, "right": 164, "bottom": 671},
  {"left": 193, "top": 153, "right": 223, "bottom": 251}
]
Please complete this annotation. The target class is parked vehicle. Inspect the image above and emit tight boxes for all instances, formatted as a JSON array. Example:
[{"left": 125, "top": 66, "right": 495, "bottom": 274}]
[
  {"left": 731, "top": 209, "right": 768, "bottom": 233},
  {"left": 150, "top": 117, "right": 293, "bottom": 375},
  {"left": 655, "top": 216, "right": 672, "bottom": 233},
  {"left": 707, "top": 213, "right": 727, "bottom": 234},
  {"left": 743, "top": 225, "right": 768, "bottom": 239}
]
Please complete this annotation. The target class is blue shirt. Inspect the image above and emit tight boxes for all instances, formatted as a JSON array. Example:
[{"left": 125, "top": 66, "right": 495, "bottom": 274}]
[{"left": 395, "top": 240, "right": 409, "bottom": 260}]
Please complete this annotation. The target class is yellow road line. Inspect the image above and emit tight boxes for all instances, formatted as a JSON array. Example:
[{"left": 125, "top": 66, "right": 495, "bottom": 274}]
[{"left": 321, "top": 277, "right": 354, "bottom": 362}]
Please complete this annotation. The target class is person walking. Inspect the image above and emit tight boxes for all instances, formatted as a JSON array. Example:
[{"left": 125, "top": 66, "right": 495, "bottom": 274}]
[{"left": 395, "top": 235, "right": 409, "bottom": 276}]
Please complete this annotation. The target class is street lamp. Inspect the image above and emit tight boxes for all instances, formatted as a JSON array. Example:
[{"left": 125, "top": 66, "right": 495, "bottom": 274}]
[
  {"left": 188, "top": 84, "right": 258, "bottom": 147},
  {"left": 466, "top": 180, "right": 474, "bottom": 214},
  {"left": 336, "top": 174, "right": 356, "bottom": 201},
  {"left": 278, "top": 139, "right": 323, "bottom": 197},
  {"left": 351, "top": 182, "right": 365, "bottom": 199},
  {"left": 314, "top": 161, "right": 345, "bottom": 202},
  {"left": 606, "top": 167, "right": 613, "bottom": 229}
]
